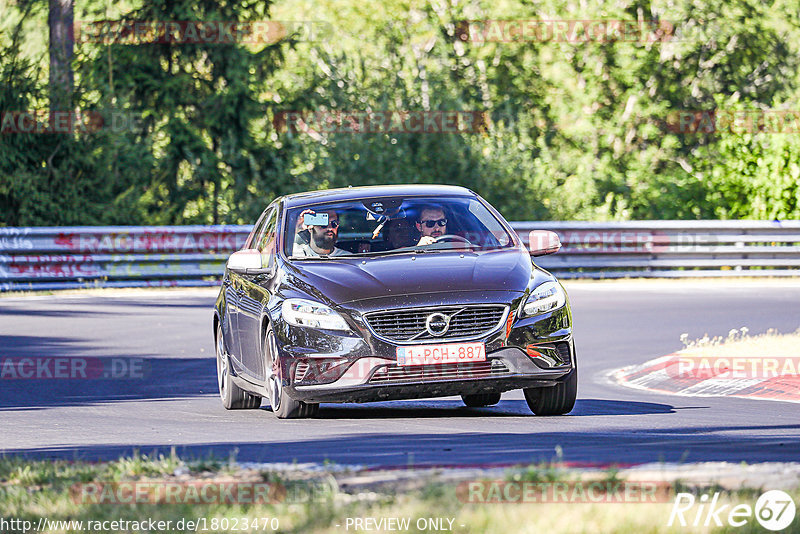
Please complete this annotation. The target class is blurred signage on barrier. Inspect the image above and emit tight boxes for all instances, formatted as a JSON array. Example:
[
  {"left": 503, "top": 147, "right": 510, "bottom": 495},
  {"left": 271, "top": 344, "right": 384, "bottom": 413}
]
[{"left": 1, "top": 221, "right": 799, "bottom": 291}]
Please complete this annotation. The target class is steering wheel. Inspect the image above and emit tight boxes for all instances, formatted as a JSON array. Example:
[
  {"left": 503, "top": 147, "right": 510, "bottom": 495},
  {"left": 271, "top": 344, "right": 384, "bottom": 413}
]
[{"left": 432, "top": 234, "right": 472, "bottom": 245}]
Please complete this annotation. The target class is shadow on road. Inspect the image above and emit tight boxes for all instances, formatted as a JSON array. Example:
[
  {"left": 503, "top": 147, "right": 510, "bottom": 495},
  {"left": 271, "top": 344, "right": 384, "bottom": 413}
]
[
  {"left": 0, "top": 308, "right": 110, "bottom": 318},
  {"left": 315, "top": 399, "right": 678, "bottom": 419},
  {"left": 4, "top": 424, "right": 800, "bottom": 466},
  {"left": 0, "top": 333, "right": 677, "bottom": 417},
  {"left": 0, "top": 334, "right": 217, "bottom": 410},
  {"left": 1, "top": 332, "right": 676, "bottom": 417},
  {"left": 570, "top": 399, "right": 680, "bottom": 416}
]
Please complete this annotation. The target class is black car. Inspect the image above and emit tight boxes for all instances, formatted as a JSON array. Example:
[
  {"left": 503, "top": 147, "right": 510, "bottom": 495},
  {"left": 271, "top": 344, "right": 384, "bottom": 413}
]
[{"left": 213, "top": 185, "right": 576, "bottom": 418}]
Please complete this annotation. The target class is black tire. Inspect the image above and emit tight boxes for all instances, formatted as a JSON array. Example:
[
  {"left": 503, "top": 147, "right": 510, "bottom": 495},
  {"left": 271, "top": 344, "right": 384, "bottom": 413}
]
[
  {"left": 461, "top": 392, "right": 502, "bottom": 407},
  {"left": 523, "top": 368, "right": 577, "bottom": 415},
  {"left": 216, "top": 323, "right": 262, "bottom": 410},
  {"left": 264, "top": 328, "right": 319, "bottom": 419}
]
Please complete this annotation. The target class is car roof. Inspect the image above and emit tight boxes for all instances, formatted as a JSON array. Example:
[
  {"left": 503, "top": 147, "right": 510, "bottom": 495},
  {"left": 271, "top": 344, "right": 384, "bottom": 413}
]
[{"left": 280, "top": 184, "right": 475, "bottom": 209}]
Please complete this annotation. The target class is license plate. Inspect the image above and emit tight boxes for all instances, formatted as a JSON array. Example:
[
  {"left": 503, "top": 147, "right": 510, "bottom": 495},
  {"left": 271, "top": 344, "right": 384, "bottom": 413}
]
[{"left": 396, "top": 342, "right": 486, "bottom": 367}]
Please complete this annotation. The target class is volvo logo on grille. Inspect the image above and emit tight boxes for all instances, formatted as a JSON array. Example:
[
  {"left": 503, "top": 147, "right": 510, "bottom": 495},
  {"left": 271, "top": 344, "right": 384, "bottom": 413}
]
[{"left": 425, "top": 312, "right": 450, "bottom": 336}]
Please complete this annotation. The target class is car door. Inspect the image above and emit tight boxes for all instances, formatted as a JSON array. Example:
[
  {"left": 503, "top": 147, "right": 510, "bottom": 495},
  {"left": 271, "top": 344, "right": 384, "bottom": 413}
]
[
  {"left": 221, "top": 272, "right": 240, "bottom": 363},
  {"left": 225, "top": 209, "right": 269, "bottom": 372},
  {"left": 237, "top": 206, "right": 279, "bottom": 382}
]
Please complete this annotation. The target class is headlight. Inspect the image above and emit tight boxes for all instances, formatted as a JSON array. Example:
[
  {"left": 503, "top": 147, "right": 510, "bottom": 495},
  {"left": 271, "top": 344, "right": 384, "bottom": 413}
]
[
  {"left": 281, "top": 298, "right": 350, "bottom": 331},
  {"left": 522, "top": 281, "right": 566, "bottom": 317}
]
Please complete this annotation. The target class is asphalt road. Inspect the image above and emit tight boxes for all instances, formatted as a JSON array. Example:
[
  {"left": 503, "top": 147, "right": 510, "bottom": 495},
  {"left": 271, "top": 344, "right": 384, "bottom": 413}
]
[{"left": 1, "top": 281, "right": 799, "bottom": 467}]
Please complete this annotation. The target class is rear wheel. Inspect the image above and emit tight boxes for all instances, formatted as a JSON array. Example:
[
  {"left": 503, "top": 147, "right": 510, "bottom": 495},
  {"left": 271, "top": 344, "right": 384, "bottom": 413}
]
[
  {"left": 264, "top": 328, "right": 319, "bottom": 419},
  {"left": 461, "top": 392, "right": 501, "bottom": 407},
  {"left": 523, "top": 368, "right": 577, "bottom": 415},
  {"left": 216, "top": 323, "right": 261, "bottom": 409}
]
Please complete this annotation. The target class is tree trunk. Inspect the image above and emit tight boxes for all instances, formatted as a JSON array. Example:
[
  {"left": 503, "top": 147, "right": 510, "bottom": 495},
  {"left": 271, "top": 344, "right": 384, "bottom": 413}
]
[{"left": 49, "top": 0, "right": 74, "bottom": 111}]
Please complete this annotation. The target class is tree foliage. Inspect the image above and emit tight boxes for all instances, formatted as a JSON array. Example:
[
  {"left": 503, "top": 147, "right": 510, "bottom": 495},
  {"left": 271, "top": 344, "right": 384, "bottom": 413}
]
[{"left": 1, "top": 0, "right": 799, "bottom": 225}]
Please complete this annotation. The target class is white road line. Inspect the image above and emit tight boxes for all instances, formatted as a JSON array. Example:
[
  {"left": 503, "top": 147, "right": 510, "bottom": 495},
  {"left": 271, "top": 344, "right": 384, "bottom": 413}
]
[{"left": 678, "top": 377, "right": 765, "bottom": 396}]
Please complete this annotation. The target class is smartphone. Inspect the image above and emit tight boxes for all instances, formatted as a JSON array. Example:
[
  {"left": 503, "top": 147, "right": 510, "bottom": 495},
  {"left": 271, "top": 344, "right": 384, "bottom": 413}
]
[{"left": 303, "top": 212, "right": 329, "bottom": 226}]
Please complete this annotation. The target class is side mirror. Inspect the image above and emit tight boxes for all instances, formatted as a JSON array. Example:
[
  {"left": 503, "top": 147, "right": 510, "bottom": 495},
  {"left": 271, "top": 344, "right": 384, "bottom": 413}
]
[
  {"left": 528, "top": 230, "right": 562, "bottom": 257},
  {"left": 227, "top": 249, "right": 273, "bottom": 275}
]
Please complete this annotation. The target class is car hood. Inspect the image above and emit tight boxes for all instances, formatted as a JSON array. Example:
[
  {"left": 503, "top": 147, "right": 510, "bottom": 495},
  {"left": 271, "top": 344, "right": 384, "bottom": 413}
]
[{"left": 282, "top": 248, "right": 533, "bottom": 305}]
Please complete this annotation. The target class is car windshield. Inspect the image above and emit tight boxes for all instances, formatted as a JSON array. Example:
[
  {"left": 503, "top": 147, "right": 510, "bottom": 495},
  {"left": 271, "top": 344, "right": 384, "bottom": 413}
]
[{"left": 284, "top": 195, "right": 515, "bottom": 259}]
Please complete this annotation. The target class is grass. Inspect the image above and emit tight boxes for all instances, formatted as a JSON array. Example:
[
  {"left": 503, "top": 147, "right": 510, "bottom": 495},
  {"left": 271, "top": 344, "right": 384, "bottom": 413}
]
[
  {"left": 1, "top": 454, "right": 798, "bottom": 533},
  {"left": 678, "top": 327, "right": 800, "bottom": 359}
]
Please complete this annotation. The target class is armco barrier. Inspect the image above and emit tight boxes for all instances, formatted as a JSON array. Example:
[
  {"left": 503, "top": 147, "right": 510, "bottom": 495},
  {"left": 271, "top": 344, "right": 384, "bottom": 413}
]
[
  {"left": 516, "top": 220, "right": 800, "bottom": 278},
  {"left": 0, "top": 225, "right": 250, "bottom": 291},
  {"left": 1, "top": 221, "right": 798, "bottom": 291}
]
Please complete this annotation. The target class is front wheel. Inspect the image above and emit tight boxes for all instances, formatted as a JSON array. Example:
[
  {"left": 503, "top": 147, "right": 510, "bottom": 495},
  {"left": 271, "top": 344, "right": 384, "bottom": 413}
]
[
  {"left": 264, "top": 329, "right": 319, "bottom": 419},
  {"left": 523, "top": 369, "right": 577, "bottom": 415},
  {"left": 216, "top": 323, "right": 262, "bottom": 409}
]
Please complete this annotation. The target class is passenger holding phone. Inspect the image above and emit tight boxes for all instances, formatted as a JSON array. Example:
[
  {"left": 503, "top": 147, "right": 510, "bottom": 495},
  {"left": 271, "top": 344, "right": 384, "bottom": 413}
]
[{"left": 293, "top": 209, "right": 348, "bottom": 257}]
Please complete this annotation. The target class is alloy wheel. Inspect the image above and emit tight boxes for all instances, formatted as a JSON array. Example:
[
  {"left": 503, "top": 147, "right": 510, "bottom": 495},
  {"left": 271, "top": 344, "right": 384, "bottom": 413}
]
[
  {"left": 216, "top": 325, "right": 228, "bottom": 400},
  {"left": 265, "top": 330, "right": 282, "bottom": 410}
]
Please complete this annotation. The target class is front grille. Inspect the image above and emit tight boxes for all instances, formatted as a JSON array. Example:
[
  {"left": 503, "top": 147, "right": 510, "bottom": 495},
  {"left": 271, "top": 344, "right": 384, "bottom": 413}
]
[
  {"left": 364, "top": 305, "right": 508, "bottom": 343},
  {"left": 369, "top": 359, "right": 510, "bottom": 384}
]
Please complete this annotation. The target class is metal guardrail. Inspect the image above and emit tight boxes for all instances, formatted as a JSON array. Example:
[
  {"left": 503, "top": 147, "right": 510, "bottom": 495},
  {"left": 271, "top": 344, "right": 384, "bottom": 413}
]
[
  {"left": 1, "top": 221, "right": 799, "bottom": 291},
  {"left": 0, "top": 226, "right": 250, "bottom": 291},
  {"left": 516, "top": 220, "right": 800, "bottom": 279}
]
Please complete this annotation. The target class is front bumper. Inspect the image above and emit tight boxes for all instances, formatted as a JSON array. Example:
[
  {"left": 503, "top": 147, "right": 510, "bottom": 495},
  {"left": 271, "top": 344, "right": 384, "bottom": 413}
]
[
  {"left": 290, "top": 346, "right": 574, "bottom": 403},
  {"left": 276, "top": 304, "right": 575, "bottom": 404}
]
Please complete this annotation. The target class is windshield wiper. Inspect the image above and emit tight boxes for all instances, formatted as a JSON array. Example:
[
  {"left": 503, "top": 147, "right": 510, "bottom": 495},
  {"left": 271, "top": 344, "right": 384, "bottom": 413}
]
[
  {"left": 347, "top": 248, "right": 434, "bottom": 258},
  {"left": 427, "top": 243, "right": 481, "bottom": 250},
  {"left": 289, "top": 255, "right": 346, "bottom": 260}
]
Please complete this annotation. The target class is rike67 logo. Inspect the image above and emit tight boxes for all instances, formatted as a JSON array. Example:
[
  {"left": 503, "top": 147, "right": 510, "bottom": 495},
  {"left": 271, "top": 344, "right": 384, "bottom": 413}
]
[{"left": 669, "top": 490, "right": 796, "bottom": 531}]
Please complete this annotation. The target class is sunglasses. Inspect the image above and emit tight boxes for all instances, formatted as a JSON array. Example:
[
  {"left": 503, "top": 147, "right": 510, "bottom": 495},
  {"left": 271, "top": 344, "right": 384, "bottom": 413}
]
[
  {"left": 321, "top": 220, "right": 340, "bottom": 228},
  {"left": 421, "top": 218, "right": 447, "bottom": 228}
]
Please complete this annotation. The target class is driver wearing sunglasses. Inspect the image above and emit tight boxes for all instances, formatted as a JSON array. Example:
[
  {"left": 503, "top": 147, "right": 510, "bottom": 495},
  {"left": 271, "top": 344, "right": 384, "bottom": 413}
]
[
  {"left": 293, "top": 209, "right": 348, "bottom": 257},
  {"left": 415, "top": 206, "right": 448, "bottom": 246}
]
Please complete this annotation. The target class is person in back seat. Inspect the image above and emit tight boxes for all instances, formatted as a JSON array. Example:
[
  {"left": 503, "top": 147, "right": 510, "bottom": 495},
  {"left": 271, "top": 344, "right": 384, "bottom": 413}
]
[{"left": 383, "top": 218, "right": 417, "bottom": 249}]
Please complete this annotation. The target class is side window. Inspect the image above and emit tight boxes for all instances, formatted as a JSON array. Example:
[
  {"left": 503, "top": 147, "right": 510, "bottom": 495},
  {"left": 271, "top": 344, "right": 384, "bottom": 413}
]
[
  {"left": 244, "top": 210, "right": 269, "bottom": 250},
  {"left": 256, "top": 209, "right": 278, "bottom": 268}
]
